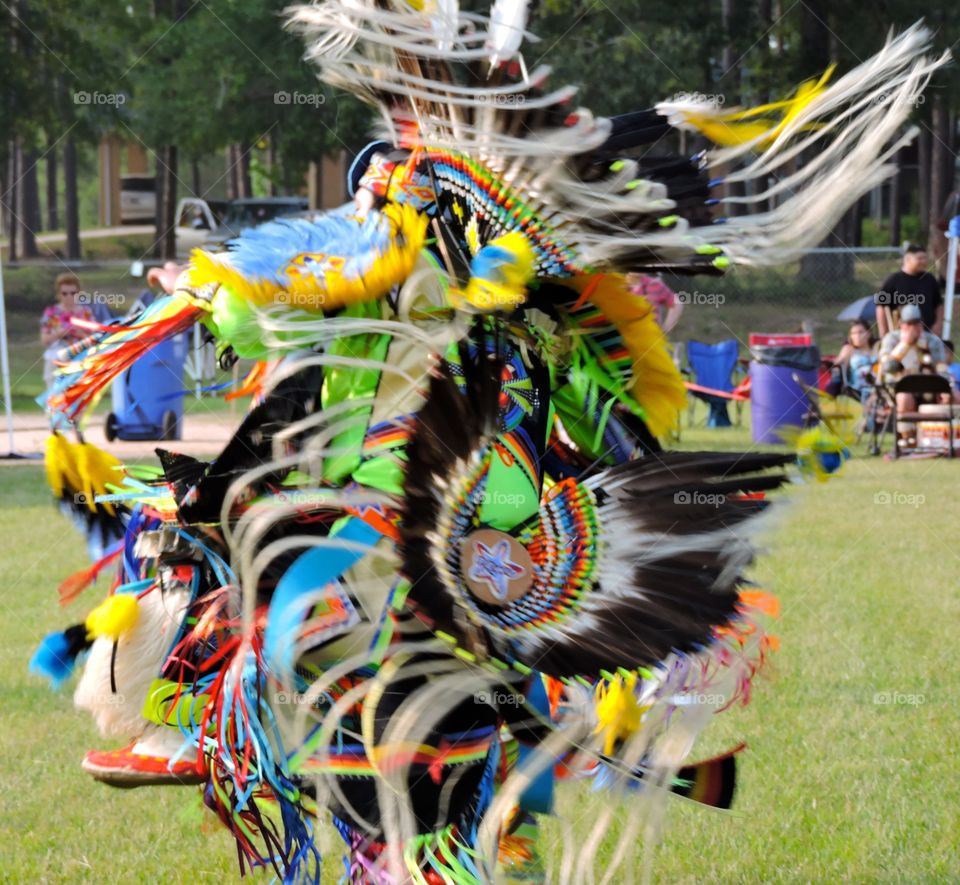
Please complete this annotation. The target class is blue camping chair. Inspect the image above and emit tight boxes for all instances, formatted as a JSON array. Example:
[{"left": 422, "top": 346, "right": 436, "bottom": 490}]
[{"left": 685, "top": 339, "right": 742, "bottom": 428}]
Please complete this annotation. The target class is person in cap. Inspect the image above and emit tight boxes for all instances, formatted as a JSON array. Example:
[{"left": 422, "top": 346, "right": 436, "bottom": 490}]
[{"left": 879, "top": 303, "right": 951, "bottom": 445}]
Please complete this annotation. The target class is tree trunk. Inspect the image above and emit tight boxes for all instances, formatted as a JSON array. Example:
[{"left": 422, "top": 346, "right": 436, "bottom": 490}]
[
  {"left": 918, "top": 125, "right": 930, "bottom": 244},
  {"left": 6, "top": 145, "right": 18, "bottom": 262},
  {"left": 226, "top": 145, "right": 237, "bottom": 201},
  {"left": 928, "top": 93, "right": 949, "bottom": 276},
  {"left": 718, "top": 0, "right": 746, "bottom": 216},
  {"left": 23, "top": 146, "right": 41, "bottom": 237},
  {"left": 46, "top": 137, "right": 58, "bottom": 230},
  {"left": 154, "top": 147, "right": 166, "bottom": 257},
  {"left": 191, "top": 158, "right": 201, "bottom": 196},
  {"left": 890, "top": 149, "right": 902, "bottom": 247},
  {"left": 267, "top": 137, "right": 277, "bottom": 197},
  {"left": 16, "top": 143, "right": 38, "bottom": 258},
  {"left": 236, "top": 143, "right": 252, "bottom": 199},
  {"left": 158, "top": 145, "right": 178, "bottom": 260},
  {"left": 799, "top": 0, "right": 830, "bottom": 72},
  {"left": 63, "top": 137, "right": 80, "bottom": 259}
]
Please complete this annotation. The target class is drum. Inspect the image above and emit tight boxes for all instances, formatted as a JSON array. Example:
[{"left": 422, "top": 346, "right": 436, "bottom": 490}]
[{"left": 915, "top": 404, "right": 960, "bottom": 450}]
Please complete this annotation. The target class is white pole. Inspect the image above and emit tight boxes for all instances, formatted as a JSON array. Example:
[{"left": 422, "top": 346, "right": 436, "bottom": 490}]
[
  {"left": 944, "top": 216, "right": 960, "bottom": 342},
  {"left": 193, "top": 321, "right": 202, "bottom": 400},
  {"left": 0, "top": 250, "right": 16, "bottom": 456}
]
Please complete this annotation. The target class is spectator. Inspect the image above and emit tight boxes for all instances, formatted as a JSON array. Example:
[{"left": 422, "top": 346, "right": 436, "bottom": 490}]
[
  {"left": 626, "top": 273, "right": 683, "bottom": 334},
  {"left": 826, "top": 319, "right": 875, "bottom": 402},
  {"left": 879, "top": 304, "right": 949, "bottom": 445},
  {"left": 40, "top": 272, "right": 94, "bottom": 387},
  {"left": 874, "top": 244, "right": 943, "bottom": 338}
]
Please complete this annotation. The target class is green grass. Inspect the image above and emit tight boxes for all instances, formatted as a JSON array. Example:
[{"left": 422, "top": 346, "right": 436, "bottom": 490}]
[{"left": 3, "top": 422, "right": 959, "bottom": 882}]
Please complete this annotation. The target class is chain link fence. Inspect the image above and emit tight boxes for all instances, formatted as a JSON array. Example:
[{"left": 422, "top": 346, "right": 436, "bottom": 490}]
[{"left": 664, "top": 247, "right": 906, "bottom": 358}]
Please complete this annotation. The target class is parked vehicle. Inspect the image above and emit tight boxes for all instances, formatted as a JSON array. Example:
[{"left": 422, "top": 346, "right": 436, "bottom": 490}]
[
  {"left": 174, "top": 197, "right": 228, "bottom": 257},
  {"left": 207, "top": 197, "right": 309, "bottom": 245},
  {"left": 120, "top": 174, "right": 156, "bottom": 224},
  {"left": 173, "top": 196, "right": 306, "bottom": 257}
]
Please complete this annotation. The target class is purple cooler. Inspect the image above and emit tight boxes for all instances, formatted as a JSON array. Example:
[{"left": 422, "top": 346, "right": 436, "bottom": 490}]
[{"left": 750, "top": 343, "right": 819, "bottom": 443}]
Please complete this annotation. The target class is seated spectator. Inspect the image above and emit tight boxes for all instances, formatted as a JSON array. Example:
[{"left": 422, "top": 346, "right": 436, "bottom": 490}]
[
  {"left": 826, "top": 319, "right": 875, "bottom": 401},
  {"left": 40, "top": 273, "right": 95, "bottom": 387},
  {"left": 879, "top": 304, "right": 951, "bottom": 445}
]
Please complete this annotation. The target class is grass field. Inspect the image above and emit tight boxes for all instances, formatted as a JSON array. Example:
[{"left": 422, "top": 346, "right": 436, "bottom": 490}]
[{"left": 3, "top": 421, "right": 958, "bottom": 883}]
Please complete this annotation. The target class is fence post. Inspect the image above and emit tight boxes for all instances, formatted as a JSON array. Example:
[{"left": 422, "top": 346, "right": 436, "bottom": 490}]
[{"left": 944, "top": 217, "right": 960, "bottom": 342}]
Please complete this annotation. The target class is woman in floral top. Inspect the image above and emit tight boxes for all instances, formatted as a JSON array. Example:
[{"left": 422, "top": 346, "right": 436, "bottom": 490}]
[{"left": 41, "top": 273, "right": 94, "bottom": 386}]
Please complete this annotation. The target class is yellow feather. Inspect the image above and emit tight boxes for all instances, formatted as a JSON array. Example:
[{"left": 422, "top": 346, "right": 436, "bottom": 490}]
[
  {"left": 670, "top": 65, "right": 835, "bottom": 148},
  {"left": 563, "top": 273, "right": 687, "bottom": 438},
  {"left": 75, "top": 443, "right": 122, "bottom": 516},
  {"left": 188, "top": 203, "right": 427, "bottom": 313},
  {"left": 85, "top": 594, "right": 139, "bottom": 641},
  {"left": 593, "top": 672, "right": 648, "bottom": 757},
  {"left": 455, "top": 231, "right": 537, "bottom": 311}
]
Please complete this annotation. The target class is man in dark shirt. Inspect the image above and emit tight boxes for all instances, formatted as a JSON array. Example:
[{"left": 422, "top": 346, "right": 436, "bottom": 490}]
[{"left": 875, "top": 244, "right": 943, "bottom": 337}]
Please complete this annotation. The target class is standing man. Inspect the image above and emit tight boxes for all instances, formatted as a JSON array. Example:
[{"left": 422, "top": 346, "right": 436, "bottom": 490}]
[{"left": 874, "top": 244, "right": 943, "bottom": 337}]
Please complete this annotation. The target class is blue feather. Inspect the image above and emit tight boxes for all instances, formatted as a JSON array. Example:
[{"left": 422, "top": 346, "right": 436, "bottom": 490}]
[
  {"left": 221, "top": 207, "right": 400, "bottom": 287},
  {"left": 29, "top": 631, "right": 81, "bottom": 689}
]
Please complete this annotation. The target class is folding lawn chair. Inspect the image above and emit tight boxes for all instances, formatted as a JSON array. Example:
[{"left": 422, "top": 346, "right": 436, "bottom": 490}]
[
  {"left": 684, "top": 339, "right": 744, "bottom": 428},
  {"left": 891, "top": 374, "right": 955, "bottom": 459}
]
